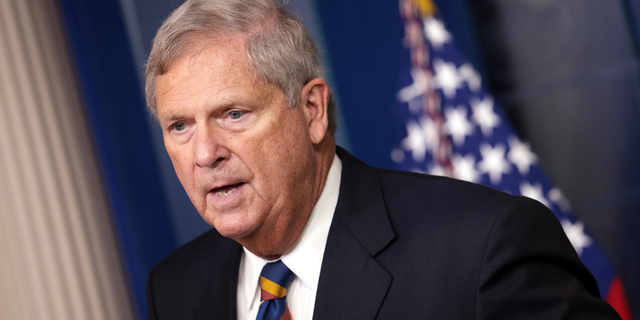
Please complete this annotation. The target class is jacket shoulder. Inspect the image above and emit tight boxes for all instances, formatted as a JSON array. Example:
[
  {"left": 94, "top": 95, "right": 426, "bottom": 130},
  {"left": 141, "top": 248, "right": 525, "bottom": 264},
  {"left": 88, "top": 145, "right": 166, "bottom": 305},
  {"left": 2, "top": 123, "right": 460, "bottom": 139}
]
[
  {"left": 375, "top": 168, "right": 525, "bottom": 217},
  {"left": 152, "top": 228, "right": 234, "bottom": 276},
  {"left": 146, "top": 229, "right": 241, "bottom": 319}
]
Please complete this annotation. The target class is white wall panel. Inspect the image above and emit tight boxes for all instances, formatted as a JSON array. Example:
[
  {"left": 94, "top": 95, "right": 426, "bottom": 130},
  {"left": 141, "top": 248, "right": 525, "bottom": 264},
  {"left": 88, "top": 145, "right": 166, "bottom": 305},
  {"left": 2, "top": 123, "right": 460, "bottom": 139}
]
[{"left": 0, "top": 0, "right": 135, "bottom": 318}]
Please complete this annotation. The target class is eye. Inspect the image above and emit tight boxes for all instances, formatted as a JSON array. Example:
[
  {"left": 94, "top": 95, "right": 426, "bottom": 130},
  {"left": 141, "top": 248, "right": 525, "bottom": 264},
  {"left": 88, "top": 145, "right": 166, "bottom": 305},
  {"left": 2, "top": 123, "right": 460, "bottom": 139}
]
[
  {"left": 228, "top": 110, "right": 243, "bottom": 120},
  {"left": 172, "top": 122, "right": 186, "bottom": 131}
]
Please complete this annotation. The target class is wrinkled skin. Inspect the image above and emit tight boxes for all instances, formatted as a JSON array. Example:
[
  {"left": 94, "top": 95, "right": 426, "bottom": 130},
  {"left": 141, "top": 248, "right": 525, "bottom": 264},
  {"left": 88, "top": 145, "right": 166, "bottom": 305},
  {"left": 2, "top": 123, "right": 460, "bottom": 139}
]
[{"left": 155, "top": 36, "right": 335, "bottom": 259}]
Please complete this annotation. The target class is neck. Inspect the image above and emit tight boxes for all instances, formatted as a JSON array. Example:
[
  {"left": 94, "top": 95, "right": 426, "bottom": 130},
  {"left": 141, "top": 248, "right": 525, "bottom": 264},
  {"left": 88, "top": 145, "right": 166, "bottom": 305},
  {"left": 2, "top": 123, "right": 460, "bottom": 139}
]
[{"left": 239, "top": 138, "right": 336, "bottom": 260}]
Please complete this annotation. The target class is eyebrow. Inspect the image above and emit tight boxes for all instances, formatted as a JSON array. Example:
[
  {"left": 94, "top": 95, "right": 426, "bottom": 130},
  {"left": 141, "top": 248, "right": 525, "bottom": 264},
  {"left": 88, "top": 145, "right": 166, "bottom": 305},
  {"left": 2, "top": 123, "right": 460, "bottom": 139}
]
[
  {"left": 159, "top": 113, "right": 183, "bottom": 124},
  {"left": 157, "top": 112, "right": 190, "bottom": 130},
  {"left": 158, "top": 98, "right": 242, "bottom": 124}
]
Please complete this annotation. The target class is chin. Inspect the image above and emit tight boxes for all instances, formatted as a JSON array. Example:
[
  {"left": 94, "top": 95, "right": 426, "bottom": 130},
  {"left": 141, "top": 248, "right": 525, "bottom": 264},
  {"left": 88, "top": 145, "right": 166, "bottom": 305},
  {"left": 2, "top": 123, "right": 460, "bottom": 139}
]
[
  {"left": 208, "top": 215, "right": 259, "bottom": 240},
  {"left": 215, "top": 227, "right": 252, "bottom": 240}
]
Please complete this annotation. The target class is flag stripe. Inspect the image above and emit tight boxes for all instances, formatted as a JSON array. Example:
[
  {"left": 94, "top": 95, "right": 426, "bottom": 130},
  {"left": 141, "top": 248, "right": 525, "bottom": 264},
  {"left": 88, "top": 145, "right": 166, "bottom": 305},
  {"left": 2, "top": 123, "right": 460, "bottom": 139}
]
[{"left": 606, "top": 277, "right": 633, "bottom": 320}]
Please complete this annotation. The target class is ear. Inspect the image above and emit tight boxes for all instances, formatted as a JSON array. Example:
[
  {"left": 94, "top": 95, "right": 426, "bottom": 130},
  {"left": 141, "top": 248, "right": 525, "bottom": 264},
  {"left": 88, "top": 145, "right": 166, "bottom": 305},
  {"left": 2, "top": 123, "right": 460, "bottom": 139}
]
[{"left": 300, "top": 78, "right": 330, "bottom": 144}]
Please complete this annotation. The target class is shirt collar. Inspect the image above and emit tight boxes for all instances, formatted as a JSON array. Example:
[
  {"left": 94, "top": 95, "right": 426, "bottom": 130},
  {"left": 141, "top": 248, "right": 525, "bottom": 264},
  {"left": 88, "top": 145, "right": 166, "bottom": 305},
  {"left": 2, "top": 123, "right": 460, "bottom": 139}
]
[{"left": 241, "top": 154, "right": 342, "bottom": 309}]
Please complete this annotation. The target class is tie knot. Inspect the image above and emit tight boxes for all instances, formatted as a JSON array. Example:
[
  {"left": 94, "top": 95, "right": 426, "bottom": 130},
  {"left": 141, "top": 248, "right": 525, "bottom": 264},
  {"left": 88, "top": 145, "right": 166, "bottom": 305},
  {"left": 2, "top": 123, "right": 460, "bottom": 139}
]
[{"left": 259, "top": 260, "right": 294, "bottom": 301}]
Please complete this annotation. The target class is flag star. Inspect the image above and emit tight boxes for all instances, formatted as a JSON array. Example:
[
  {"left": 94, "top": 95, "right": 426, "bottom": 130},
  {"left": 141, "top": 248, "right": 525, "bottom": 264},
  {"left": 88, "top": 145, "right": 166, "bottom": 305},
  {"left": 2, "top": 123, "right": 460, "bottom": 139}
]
[
  {"left": 560, "top": 219, "right": 592, "bottom": 255},
  {"left": 433, "top": 59, "right": 463, "bottom": 99},
  {"left": 549, "top": 188, "right": 572, "bottom": 213},
  {"left": 423, "top": 17, "right": 451, "bottom": 49},
  {"left": 477, "top": 143, "right": 511, "bottom": 185},
  {"left": 459, "top": 64, "right": 481, "bottom": 92},
  {"left": 452, "top": 154, "right": 480, "bottom": 183},
  {"left": 411, "top": 167, "right": 426, "bottom": 174},
  {"left": 444, "top": 106, "right": 474, "bottom": 146},
  {"left": 402, "top": 120, "right": 427, "bottom": 163},
  {"left": 408, "top": 97, "right": 424, "bottom": 114},
  {"left": 470, "top": 97, "right": 500, "bottom": 137},
  {"left": 420, "top": 116, "right": 439, "bottom": 154},
  {"left": 397, "top": 67, "right": 428, "bottom": 103},
  {"left": 427, "top": 162, "right": 447, "bottom": 177},
  {"left": 390, "top": 147, "right": 405, "bottom": 164},
  {"left": 402, "top": 117, "right": 438, "bottom": 162},
  {"left": 507, "top": 135, "right": 538, "bottom": 175},
  {"left": 519, "top": 182, "right": 549, "bottom": 208}
]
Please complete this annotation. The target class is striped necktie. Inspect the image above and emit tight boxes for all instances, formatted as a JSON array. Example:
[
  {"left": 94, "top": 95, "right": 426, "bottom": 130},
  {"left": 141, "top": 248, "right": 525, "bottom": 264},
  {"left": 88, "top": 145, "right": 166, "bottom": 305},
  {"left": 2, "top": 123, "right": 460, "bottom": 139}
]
[{"left": 256, "top": 260, "right": 294, "bottom": 320}]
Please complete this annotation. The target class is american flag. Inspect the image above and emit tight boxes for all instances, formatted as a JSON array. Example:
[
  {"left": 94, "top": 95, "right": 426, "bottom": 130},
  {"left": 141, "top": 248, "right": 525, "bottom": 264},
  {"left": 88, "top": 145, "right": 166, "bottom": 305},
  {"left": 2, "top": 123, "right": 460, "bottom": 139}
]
[{"left": 391, "top": 0, "right": 632, "bottom": 318}]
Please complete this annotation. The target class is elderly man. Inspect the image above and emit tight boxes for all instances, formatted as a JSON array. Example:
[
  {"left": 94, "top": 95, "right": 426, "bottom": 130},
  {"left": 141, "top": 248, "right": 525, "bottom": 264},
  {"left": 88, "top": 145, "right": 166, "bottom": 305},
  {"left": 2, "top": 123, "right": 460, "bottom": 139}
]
[{"left": 144, "top": 0, "right": 621, "bottom": 319}]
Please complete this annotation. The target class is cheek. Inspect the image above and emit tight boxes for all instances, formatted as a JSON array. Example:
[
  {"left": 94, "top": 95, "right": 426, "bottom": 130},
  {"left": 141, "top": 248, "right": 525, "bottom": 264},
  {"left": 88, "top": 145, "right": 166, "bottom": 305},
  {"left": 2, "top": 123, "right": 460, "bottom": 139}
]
[
  {"left": 242, "top": 113, "right": 288, "bottom": 161},
  {"left": 258, "top": 121, "right": 298, "bottom": 165},
  {"left": 266, "top": 121, "right": 312, "bottom": 180}
]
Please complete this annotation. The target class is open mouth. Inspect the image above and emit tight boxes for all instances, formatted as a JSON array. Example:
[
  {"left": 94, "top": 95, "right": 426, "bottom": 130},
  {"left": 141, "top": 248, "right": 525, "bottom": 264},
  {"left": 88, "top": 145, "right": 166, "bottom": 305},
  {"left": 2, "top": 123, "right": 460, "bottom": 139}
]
[{"left": 212, "top": 183, "right": 244, "bottom": 197}]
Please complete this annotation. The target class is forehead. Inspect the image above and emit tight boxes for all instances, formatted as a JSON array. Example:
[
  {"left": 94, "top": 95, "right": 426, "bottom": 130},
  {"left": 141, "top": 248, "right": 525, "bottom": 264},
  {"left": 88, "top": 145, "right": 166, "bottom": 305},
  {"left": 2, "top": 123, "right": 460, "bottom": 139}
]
[
  {"left": 166, "top": 36, "right": 251, "bottom": 84},
  {"left": 155, "top": 37, "right": 264, "bottom": 113}
]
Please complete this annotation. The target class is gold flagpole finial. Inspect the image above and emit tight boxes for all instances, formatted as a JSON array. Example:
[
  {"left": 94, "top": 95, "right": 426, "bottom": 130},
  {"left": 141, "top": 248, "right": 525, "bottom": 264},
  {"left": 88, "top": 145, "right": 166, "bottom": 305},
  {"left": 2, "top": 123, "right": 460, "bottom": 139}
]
[{"left": 413, "top": 0, "right": 437, "bottom": 17}]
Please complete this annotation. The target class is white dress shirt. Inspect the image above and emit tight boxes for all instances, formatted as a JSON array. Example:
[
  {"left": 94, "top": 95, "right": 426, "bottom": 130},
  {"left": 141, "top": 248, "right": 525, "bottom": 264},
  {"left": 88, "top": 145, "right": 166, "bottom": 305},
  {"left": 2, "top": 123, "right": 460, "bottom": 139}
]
[{"left": 237, "top": 154, "right": 342, "bottom": 320}]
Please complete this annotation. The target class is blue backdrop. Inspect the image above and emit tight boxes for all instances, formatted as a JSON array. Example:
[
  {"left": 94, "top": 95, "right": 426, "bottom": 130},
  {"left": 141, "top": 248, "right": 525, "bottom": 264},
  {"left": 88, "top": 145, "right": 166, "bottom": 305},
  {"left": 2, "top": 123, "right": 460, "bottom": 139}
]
[{"left": 55, "top": 0, "right": 640, "bottom": 318}]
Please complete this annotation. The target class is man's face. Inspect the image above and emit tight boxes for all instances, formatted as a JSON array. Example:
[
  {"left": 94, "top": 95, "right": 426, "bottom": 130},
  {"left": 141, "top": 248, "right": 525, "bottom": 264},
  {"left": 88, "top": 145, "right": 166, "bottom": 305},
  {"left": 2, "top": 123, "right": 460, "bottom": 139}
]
[{"left": 155, "top": 37, "right": 320, "bottom": 253}]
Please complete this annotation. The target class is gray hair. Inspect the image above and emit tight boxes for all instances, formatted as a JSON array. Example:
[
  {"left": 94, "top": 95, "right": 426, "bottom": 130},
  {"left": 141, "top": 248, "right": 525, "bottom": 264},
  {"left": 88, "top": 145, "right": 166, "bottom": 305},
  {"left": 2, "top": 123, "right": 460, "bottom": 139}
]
[{"left": 145, "top": 0, "right": 337, "bottom": 134}]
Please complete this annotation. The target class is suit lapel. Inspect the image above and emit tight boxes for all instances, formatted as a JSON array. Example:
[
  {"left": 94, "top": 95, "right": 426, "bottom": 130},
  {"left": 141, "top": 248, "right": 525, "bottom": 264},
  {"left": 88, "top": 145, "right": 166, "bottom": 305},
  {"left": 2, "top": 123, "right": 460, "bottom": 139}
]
[
  {"left": 193, "top": 236, "right": 243, "bottom": 320},
  {"left": 313, "top": 148, "right": 395, "bottom": 319},
  {"left": 190, "top": 148, "right": 394, "bottom": 319}
]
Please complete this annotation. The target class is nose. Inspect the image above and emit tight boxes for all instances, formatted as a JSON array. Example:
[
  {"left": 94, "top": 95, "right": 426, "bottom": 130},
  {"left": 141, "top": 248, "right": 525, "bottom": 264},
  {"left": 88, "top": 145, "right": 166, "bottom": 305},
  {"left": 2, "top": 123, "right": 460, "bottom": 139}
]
[{"left": 193, "top": 124, "right": 231, "bottom": 168}]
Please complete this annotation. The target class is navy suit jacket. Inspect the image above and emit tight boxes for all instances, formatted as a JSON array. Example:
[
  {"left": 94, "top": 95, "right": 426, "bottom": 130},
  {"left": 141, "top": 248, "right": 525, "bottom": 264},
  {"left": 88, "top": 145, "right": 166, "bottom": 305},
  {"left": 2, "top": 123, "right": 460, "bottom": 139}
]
[{"left": 146, "top": 147, "right": 621, "bottom": 319}]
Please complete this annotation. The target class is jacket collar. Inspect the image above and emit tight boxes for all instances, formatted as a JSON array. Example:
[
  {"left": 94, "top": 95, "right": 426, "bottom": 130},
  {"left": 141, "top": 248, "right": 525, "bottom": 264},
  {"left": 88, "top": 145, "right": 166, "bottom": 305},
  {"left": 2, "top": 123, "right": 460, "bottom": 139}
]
[
  {"left": 191, "top": 147, "right": 395, "bottom": 319},
  {"left": 193, "top": 234, "right": 243, "bottom": 319},
  {"left": 313, "top": 147, "right": 395, "bottom": 319}
]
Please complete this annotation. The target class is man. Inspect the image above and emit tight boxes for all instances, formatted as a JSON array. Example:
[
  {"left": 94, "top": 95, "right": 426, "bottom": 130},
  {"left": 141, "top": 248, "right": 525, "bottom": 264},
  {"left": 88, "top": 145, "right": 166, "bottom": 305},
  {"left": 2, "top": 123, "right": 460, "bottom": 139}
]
[{"left": 144, "top": 0, "right": 621, "bottom": 319}]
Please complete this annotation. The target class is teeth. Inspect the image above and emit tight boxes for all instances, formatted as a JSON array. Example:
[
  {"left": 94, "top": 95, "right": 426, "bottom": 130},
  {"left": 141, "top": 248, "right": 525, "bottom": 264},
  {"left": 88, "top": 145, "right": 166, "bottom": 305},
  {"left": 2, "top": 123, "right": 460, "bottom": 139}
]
[{"left": 216, "top": 186, "right": 238, "bottom": 197}]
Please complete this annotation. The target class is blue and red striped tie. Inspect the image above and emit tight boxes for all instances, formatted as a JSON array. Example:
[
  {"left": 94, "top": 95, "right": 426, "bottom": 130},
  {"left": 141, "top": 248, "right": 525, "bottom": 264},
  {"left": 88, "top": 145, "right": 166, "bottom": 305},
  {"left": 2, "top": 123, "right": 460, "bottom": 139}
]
[{"left": 256, "top": 260, "right": 294, "bottom": 320}]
